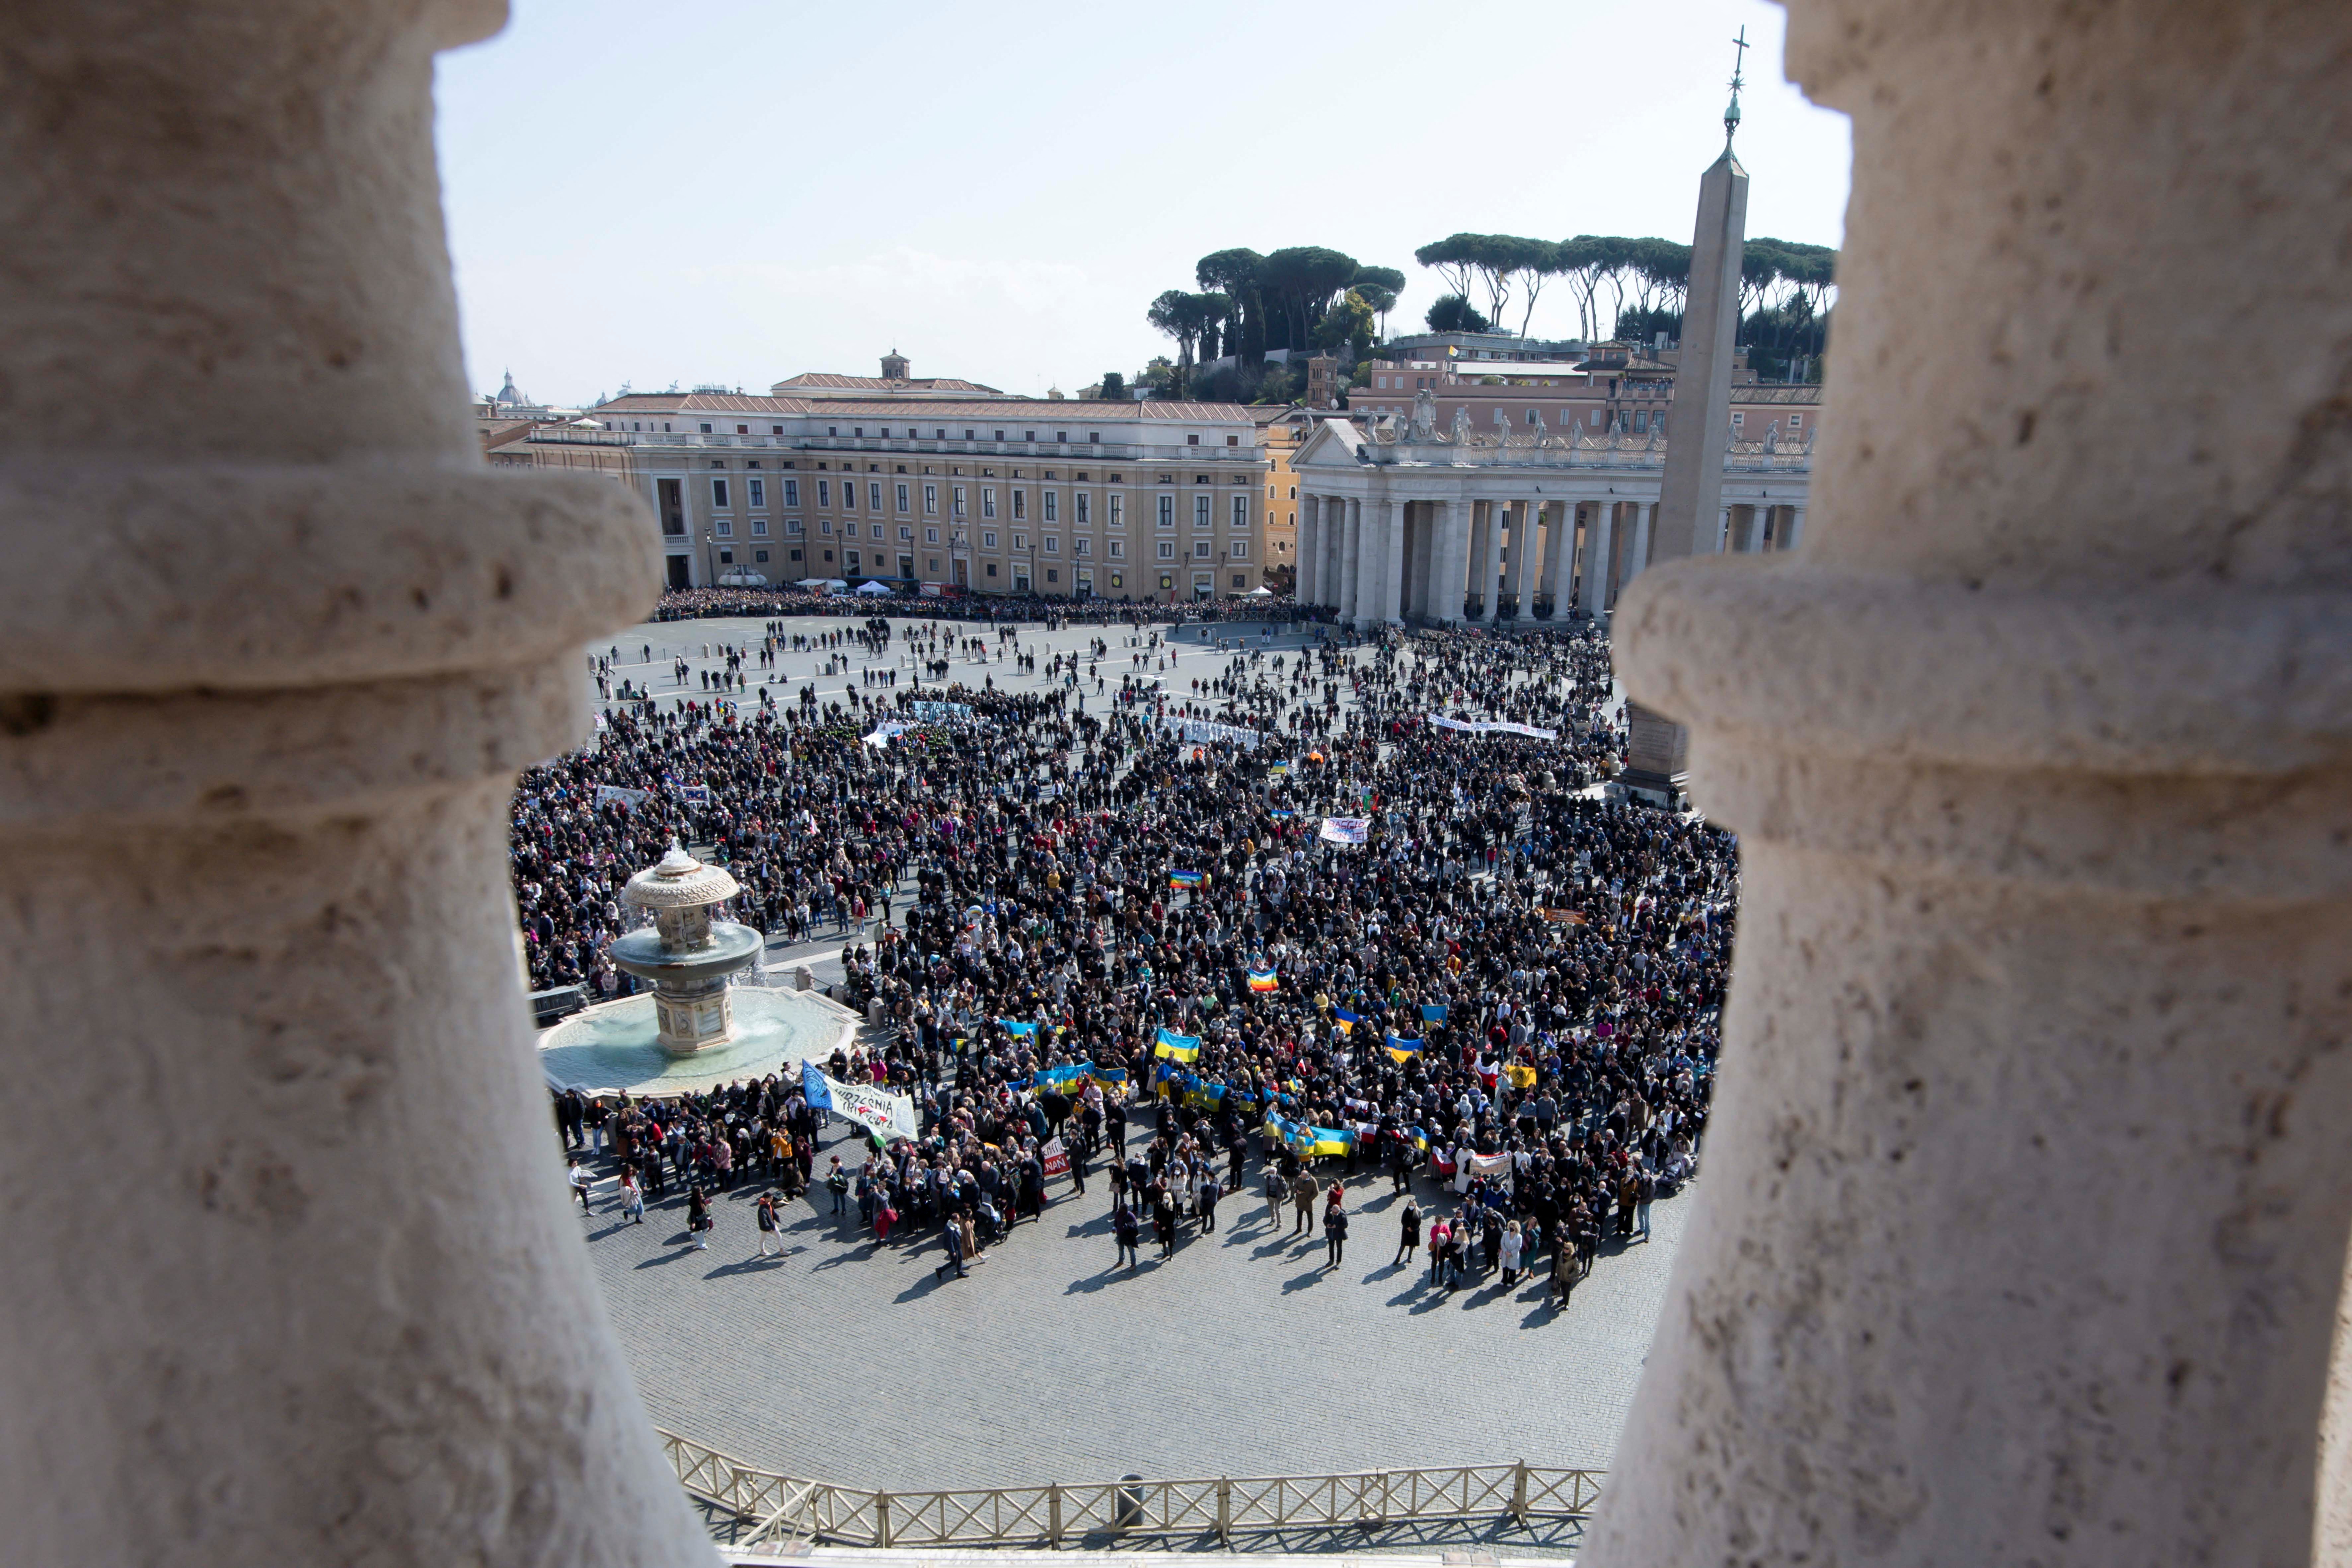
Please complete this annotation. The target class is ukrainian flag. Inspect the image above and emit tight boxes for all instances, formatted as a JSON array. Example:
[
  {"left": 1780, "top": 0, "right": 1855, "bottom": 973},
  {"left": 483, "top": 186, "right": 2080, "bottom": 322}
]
[
  {"left": 1420, "top": 1003, "right": 1449, "bottom": 1024},
  {"left": 1408, "top": 1125, "right": 1433, "bottom": 1153},
  {"left": 1185, "top": 1080, "right": 1227, "bottom": 1112},
  {"left": 1154, "top": 1027, "right": 1202, "bottom": 1063},
  {"left": 1332, "top": 1007, "right": 1363, "bottom": 1036},
  {"left": 1169, "top": 869, "right": 1204, "bottom": 890},
  {"left": 1094, "top": 1066, "right": 1128, "bottom": 1087},
  {"left": 1271, "top": 1114, "right": 1355, "bottom": 1157},
  {"left": 1034, "top": 1062, "right": 1093, "bottom": 1095},
  {"left": 1385, "top": 1035, "right": 1422, "bottom": 1065},
  {"left": 1247, "top": 966, "right": 1279, "bottom": 993},
  {"left": 997, "top": 1018, "right": 1036, "bottom": 1037}
]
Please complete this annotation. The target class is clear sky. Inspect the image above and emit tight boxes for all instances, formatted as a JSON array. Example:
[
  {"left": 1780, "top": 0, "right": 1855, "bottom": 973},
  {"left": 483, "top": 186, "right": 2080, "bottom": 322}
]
[{"left": 434, "top": 0, "right": 1851, "bottom": 407}]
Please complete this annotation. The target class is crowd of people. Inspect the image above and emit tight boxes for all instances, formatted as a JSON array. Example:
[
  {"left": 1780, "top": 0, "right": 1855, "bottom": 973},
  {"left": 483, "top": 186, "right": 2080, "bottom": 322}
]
[
  {"left": 529, "top": 608, "right": 1736, "bottom": 1311},
  {"left": 648, "top": 585, "right": 1330, "bottom": 633}
]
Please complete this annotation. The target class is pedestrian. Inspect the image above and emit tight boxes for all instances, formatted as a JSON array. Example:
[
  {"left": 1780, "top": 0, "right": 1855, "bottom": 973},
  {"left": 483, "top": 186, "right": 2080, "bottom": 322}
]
[
  {"left": 1324, "top": 1202, "right": 1349, "bottom": 1268},
  {"left": 1636, "top": 1168, "right": 1655, "bottom": 1241},
  {"left": 754, "top": 1191, "right": 782, "bottom": 1257},
  {"left": 1290, "top": 1169, "right": 1319, "bottom": 1235},
  {"left": 617, "top": 1164, "right": 645, "bottom": 1225},
  {"left": 1198, "top": 1169, "right": 1221, "bottom": 1233},
  {"left": 1114, "top": 1202, "right": 1141, "bottom": 1273},
  {"left": 936, "top": 1215, "right": 969, "bottom": 1280},
  {"left": 826, "top": 1157, "right": 849, "bottom": 1215},
  {"left": 1395, "top": 1198, "right": 1421, "bottom": 1266},
  {"left": 1500, "top": 1219, "right": 1524, "bottom": 1286},
  {"left": 685, "top": 1184, "right": 712, "bottom": 1251},
  {"left": 567, "top": 1158, "right": 593, "bottom": 1214}
]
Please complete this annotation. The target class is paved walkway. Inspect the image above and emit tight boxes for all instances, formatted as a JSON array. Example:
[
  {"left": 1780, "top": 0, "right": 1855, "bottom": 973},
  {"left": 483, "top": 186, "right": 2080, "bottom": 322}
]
[{"left": 571, "top": 1123, "right": 1686, "bottom": 1493}]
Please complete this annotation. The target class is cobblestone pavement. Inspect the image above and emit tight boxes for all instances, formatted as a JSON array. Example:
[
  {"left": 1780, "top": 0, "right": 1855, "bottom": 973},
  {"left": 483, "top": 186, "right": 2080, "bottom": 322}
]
[{"left": 569, "top": 1123, "right": 1686, "bottom": 1492}]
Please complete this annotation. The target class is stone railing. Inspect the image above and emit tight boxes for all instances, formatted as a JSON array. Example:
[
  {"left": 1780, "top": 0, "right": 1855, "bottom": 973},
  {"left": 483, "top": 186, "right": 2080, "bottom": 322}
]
[{"left": 659, "top": 1428, "right": 1603, "bottom": 1555}]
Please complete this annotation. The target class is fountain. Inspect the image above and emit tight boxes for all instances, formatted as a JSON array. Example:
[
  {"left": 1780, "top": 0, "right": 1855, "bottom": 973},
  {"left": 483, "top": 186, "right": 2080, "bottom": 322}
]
[
  {"left": 610, "top": 845, "right": 763, "bottom": 1052},
  {"left": 536, "top": 846, "right": 856, "bottom": 1096}
]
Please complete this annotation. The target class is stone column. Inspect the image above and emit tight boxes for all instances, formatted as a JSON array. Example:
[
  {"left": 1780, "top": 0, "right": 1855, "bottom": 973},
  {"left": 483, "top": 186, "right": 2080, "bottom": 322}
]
[
  {"left": 1345, "top": 493, "right": 1364, "bottom": 621},
  {"left": 1411, "top": 505, "right": 1430, "bottom": 621},
  {"left": 1322, "top": 496, "right": 1344, "bottom": 608},
  {"left": 1380, "top": 498, "right": 1406, "bottom": 623},
  {"left": 1500, "top": 500, "right": 1533, "bottom": 617},
  {"left": 0, "top": 6, "right": 714, "bottom": 1566},
  {"left": 1577, "top": 501, "right": 1615, "bottom": 615},
  {"left": 1297, "top": 494, "right": 1323, "bottom": 605},
  {"left": 1474, "top": 501, "right": 1503, "bottom": 624},
  {"left": 1432, "top": 499, "right": 1468, "bottom": 626},
  {"left": 1621, "top": 502, "right": 1654, "bottom": 590},
  {"left": 1784, "top": 502, "right": 1807, "bottom": 551},
  {"left": 1591, "top": 5, "right": 2352, "bottom": 1568},
  {"left": 1542, "top": 501, "right": 1577, "bottom": 613}
]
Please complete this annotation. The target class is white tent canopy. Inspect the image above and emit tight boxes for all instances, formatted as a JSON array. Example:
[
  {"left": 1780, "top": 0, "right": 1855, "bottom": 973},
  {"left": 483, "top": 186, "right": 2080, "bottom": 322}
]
[{"left": 854, "top": 579, "right": 894, "bottom": 595}]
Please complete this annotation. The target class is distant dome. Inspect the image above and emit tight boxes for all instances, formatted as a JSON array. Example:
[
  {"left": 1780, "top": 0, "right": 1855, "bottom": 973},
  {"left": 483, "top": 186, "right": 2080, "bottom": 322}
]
[
  {"left": 495, "top": 367, "right": 524, "bottom": 405},
  {"left": 1046, "top": 384, "right": 1066, "bottom": 401}
]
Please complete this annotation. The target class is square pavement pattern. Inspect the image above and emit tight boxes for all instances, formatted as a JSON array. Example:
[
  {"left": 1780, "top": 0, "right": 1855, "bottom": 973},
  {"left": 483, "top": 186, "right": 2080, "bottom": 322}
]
[{"left": 571, "top": 1120, "right": 1686, "bottom": 1492}]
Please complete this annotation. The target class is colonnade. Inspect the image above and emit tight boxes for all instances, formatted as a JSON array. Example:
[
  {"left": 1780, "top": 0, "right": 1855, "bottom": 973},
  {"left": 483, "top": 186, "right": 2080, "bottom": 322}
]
[{"left": 1294, "top": 489, "right": 1805, "bottom": 627}]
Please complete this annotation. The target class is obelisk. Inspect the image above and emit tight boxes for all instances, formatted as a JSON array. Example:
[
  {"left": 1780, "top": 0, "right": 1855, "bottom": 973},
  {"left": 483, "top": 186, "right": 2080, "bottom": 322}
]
[{"left": 1619, "top": 35, "right": 1752, "bottom": 808}]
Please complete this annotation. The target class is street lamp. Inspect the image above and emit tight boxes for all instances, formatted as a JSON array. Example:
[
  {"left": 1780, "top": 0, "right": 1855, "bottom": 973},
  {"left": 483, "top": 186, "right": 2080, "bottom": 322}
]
[{"left": 701, "top": 530, "right": 717, "bottom": 586}]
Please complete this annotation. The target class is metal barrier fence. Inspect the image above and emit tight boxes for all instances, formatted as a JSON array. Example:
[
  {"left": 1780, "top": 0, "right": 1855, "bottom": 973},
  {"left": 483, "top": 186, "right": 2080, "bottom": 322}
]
[{"left": 658, "top": 1428, "right": 1605, "bottom": 1554}]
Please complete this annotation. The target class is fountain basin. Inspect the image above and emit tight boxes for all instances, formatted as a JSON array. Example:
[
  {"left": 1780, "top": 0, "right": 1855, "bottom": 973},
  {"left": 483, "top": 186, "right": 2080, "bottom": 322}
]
[{"left": 537, "top": 986, "right": 857, "bottom": 1098}]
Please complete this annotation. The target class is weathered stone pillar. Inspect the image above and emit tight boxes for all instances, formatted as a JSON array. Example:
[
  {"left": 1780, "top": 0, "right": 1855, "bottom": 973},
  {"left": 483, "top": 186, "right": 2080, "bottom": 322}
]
[
  {"left": 1297, "top": 493, "right": 1323, "bottom": 605},
  {"left": 0, "top": 4, "right": 714, "bottom": 1566},
  {"left": 1591, "top": 4, "right": 2352, "bottom": 1567},
  {"left": 1784, "top": 501, "right": 1807, "bottom": 551}
]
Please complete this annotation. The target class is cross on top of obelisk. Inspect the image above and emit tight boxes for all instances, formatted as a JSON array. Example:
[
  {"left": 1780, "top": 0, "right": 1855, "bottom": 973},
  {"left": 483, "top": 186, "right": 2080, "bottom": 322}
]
[{"left": 1724, "top": 26, "right": 1749, "bottom": 148}]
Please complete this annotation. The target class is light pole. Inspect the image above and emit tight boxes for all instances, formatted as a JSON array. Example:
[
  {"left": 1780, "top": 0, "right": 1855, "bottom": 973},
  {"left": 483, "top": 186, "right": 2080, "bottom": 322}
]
[{"left": 701, "top": 530, "right": 718, "bottom": 587}]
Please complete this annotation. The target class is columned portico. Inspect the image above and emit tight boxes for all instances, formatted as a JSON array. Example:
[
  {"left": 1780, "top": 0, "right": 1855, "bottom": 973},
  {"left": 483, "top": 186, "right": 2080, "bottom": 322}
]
[{"left": 1282, "top": 417, "right": 1812, "bottom": 627}]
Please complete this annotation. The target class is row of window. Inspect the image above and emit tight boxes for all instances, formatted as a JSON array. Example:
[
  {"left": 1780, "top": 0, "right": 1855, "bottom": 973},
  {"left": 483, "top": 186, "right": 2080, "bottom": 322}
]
[
  {"left": 707, "top": 480, "right": 1253, "bottom": 528},
  {"left": 697, "top": 546, "right": 1251, "bottom": 597},
  {"left": 676, "top": 418, "right": 1250, "bottom": 450}
]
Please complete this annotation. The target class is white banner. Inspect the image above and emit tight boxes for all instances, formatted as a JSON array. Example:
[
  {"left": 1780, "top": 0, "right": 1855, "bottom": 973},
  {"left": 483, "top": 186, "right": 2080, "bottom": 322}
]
[
  {"left": 862, "top": 719, "right": 910, "bottom": 748},
  {"left": 1464, "top": 1150, "right": 1513, "bottom": 1179},
  {"left": 1319, "top": 816, "right": 1369, "bottom": 845},
  {"left": 802, "top": 1063, "right": 919, "bottom": 1144},
  {"left": 1154, "top": 714, "right": 1265, "bottom": 750},
  {"left": 594, "top": 784, "right": 650, "bottom": 810},
  {"left": 1427, "top": 714, "right": 1557, "bottom": 741}
]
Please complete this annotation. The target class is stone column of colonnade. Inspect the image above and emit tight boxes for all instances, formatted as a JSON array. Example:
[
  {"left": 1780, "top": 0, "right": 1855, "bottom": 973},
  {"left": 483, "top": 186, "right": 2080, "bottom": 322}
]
[
  {"left": 1321, "top": 496, "right": 1345, "bottom": 610},
  {"left": 1541, "top": 501, "right": 1576, "bottom": 613},
  {"left": 1334, "top": 498, "right": 1361, "bottom": 622},
  {"left": 0, "top": 4, "right": 716, "bottom": 1567},
  {"left": 1298, "top": 496, "right": 1317, "bottom": 606},
  {"left": 1473, "top": 501, "right": 1504, "bottom": 624},
  {"left": 1428, "top": 499, "right": 1468, "bottom": 626},
  {"left": 1589, "top": 4, "right": 2352, "bottom": 1567},
  {"left": 1406, "top": 501, "right": 1436, "bottom": 619},
  {"left": 1504, "top": 499, "right": 1537, "bottom": 617},
  {"left": 1577, "top": 501, "right": 1615, "bottom": 615},
  {"left": 1620, "top": 502, "right": 1654, "bottom": 592},
  {"left": 1377, "top": 498, "right": 1406, "bottom": 624}
]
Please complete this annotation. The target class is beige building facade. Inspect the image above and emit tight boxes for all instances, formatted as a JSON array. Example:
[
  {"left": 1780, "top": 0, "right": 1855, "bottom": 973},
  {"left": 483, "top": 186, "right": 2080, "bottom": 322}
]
[{"left": 496, "top": 385, "right": 1272, "bottom": 601}]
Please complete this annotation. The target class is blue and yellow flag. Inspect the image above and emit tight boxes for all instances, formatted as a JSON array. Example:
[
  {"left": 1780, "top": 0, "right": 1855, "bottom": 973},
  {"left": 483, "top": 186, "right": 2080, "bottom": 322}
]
[
  {"left": 1153, "top": 1027, "right": 1201, "bottom": 1063},
  {"left": 1420, "top": 1003, "right": 1449, "bottom": 1024},
  {"left": 1408, "top": 1125, "right": 1433, "bottom": 1153},
  {"left": 1093, "top": 1066, "right": 1127, "bottom": 1087},
  {"left": 1384, "top": 1034, "right": 1423, "bottom": 1065},
  {"left": 1331, "top": 1007, "right": 1363, "bottom": 1037},
  {"left": 997, "top": 1018, "right": 1036, "bottom": 1037},
  {"left": 1168, "top": 869, "right": 1204, "bottom": 890},
  {"left": 1247, "top": 966, "right": 1279, "bottom": 993},
  {"left": 1267, "top": 1113, "right": 1356, "bottom": 1158},
  {"left": 1033, "top": 1062, "right": 1093, "bottom": 1095}
]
